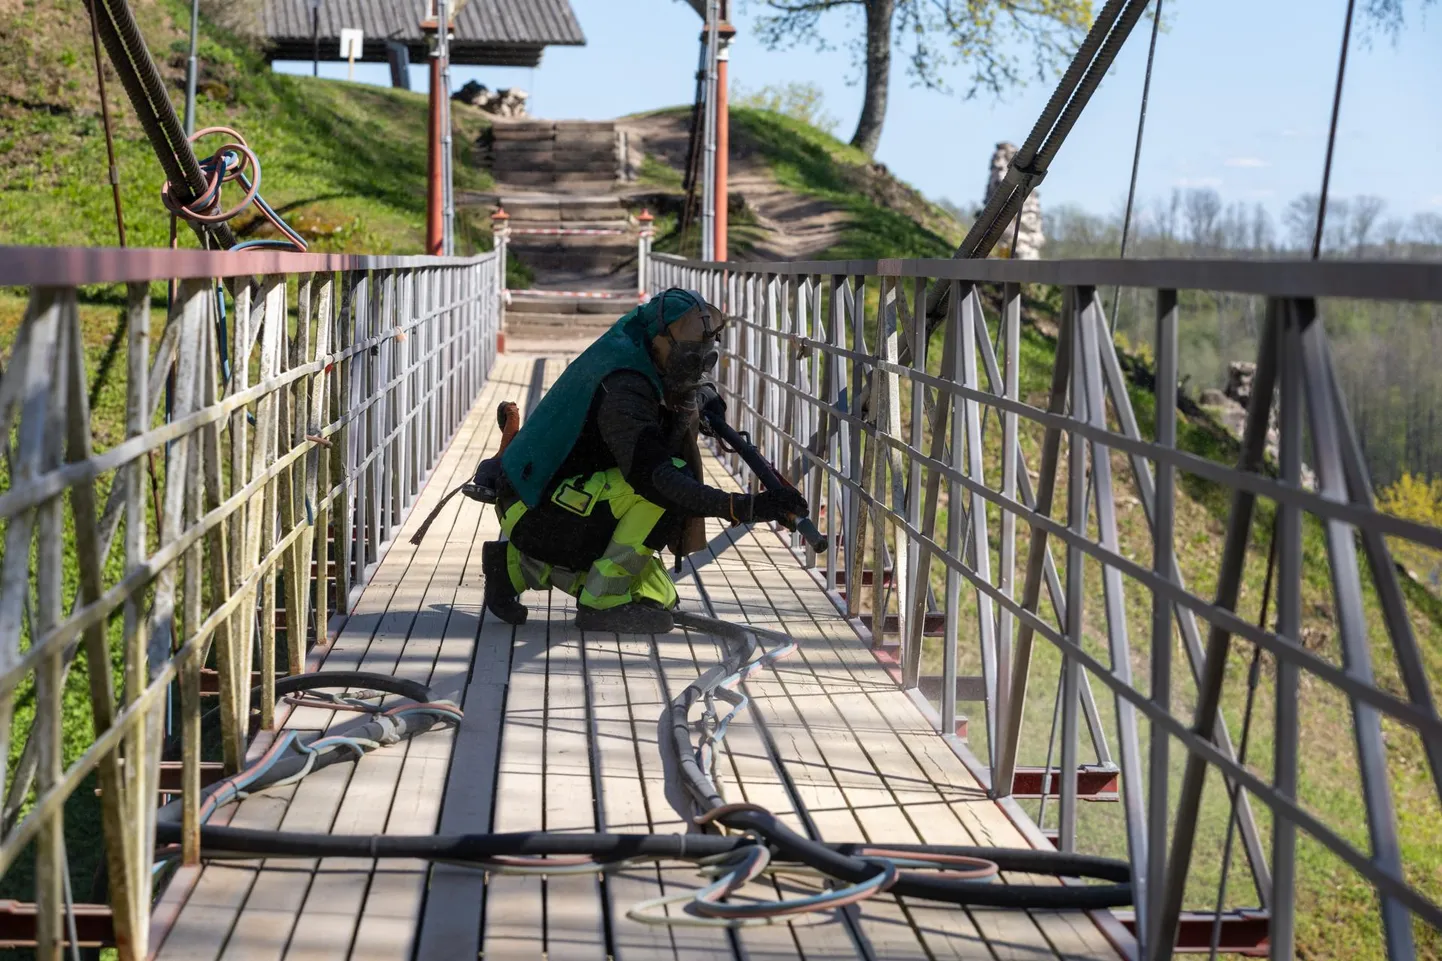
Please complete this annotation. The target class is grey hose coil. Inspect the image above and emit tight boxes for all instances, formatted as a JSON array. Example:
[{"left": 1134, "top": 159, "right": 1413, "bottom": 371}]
[{"left": 90, "top": 0, "right": 236, "bottom": 248}]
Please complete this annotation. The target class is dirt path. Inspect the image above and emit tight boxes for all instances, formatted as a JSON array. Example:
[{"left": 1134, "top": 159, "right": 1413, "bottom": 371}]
[{"left": 618, "top": 112, "right": 850, "bottom": 260}]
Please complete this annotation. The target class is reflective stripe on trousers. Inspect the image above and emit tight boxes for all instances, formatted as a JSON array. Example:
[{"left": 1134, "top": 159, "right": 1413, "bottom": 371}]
[{"left": 498, "top": 468, "right": 679, "bottom": 611}]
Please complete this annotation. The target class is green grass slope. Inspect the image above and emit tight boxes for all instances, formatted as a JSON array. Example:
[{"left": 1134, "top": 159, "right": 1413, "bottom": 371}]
[
  {"left": 3, "top": 14, "right": 1439, "bottom": 955},
  {"left": 631, "top": 105, "right": 963, "bottom": 262},
  {"left": 628, "top": 108, "right": 1442, "bottom": 956},
  {"left": 729, "top": 106, "right": 964, "bottom": 259},
  {"left": 0, "top": 0, "right": 496, "bottom": 254}
]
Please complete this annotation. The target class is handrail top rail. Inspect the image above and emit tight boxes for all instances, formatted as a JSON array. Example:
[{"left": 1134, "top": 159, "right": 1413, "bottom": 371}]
[
  {"left": 0, "top": 245, "right": 498, "bottom": 288},
  {"left": 651, "top": 253, "right": 1442, "bottom": 303}
]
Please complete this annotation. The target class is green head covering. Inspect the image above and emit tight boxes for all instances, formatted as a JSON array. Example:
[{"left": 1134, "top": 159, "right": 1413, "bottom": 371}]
[{"left": 500, "top": 289, "right": 707, "bottom": 508}]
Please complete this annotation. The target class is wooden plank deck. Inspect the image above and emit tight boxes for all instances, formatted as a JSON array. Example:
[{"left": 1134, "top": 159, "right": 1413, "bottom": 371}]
[{"left": 152, "top": 353, "right": 1123, "bottom": 961}]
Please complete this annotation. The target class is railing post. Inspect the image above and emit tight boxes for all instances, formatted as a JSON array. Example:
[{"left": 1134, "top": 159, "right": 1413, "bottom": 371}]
[
  {"left": 492, "top": 207, "right": 509, "bottom": 353},
  {"left": 638, "top": 209, "right": 654, "bottom": 303}
]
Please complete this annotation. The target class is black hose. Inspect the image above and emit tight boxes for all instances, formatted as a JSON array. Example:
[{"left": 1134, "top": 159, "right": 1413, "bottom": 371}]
[
  {"left": 160, "top": 639, "right": 1131, "bottom": 912},
  {"left": 661, "top": 615, "right": 1134, "bottom": 911},
  {"left": 159, "top": 824, "right": 756, "bottom": 861},
  {"left": 197, "top": 669, "right": 433, "bottom": 728},
  {"left": 697, "top": 385, "right": 828, "bottom": 552},
  {"left": 164, "top": 671, "right": 447, "bottom": 823},
  {"left": 719, "top": 805, "right": 1131, "bottom": 910},
  {"left": 159, "top": 823, "right": 1131, "bottom": 909}
]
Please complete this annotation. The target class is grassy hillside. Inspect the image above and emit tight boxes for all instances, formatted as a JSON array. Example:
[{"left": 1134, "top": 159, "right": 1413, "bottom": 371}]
[
  {"left": 629, "top": 105, "right": 963, "bottom": 262},
  {"left": 2, "top": 6, "right": 1439, "bottom": 956},
  {"left": 622, "top": 108, "right": 1442, "bottom": 957},
  {"left": 729, "top": 106, "right": 964, "bottom": 259},
  {"left": 0, "top": 0, "right": 511, "bottom": 943},
  {"left": 0, "top": 0, "right": 497, "bottom": 254}
]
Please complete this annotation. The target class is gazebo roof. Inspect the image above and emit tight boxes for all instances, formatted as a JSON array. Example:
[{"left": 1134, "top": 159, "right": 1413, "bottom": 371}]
[{"left": 255, "top": 0, "right": 585, "bottom": 67}]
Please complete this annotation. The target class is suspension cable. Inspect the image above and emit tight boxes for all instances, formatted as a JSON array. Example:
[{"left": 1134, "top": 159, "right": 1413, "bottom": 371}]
[
  {"left": 1109, "top": 0, "right": 1164, "bottom": 334},
  {"left": 88, "top": 0, "right": 236, "bottom": 248},
  {"left": 1312, "top": 0, "right": 1358, "bottom": 260},
  {"left": 1198, "top": 3, "right": 1361, "bottom": 949}
]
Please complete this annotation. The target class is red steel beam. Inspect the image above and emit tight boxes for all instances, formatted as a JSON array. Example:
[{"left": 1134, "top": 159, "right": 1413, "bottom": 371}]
[
  {"left": 1010, "top": 765, "right": 1119, "bottom": 799},
  {"left": 0, "top": 900, "right": 115, "bottom": 949},
  {"left": 859, "top": 611, "right": 944, "bottom": 636},
  {"left": 1115, "top": 910, "right": 1269, "bottom": 956}
]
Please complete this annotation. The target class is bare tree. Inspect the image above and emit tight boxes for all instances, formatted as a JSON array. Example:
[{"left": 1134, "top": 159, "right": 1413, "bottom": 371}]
[
  {"left": 1250, "top": 203, "right": 1273, "bottom": 254},
  {"left": 1182, "top": 188, "right": 1222, "bottom": 252},
  {"left": 1283, "top": 192, "right": 1351, "bottom": 254},
  {"left": 1348, "top": 195, "right": 1387, "bottom": 256},
  {"left": 750, "top": 0, "right": 1090, "bottom": 156},
  {"left": 1411, "top": 212, "right": 1442, "bottom": 247}
]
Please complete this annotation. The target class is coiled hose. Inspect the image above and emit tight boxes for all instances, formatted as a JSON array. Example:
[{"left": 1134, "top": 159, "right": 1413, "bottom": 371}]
[{"left": 154, "top": 625, "right": 1131, "bottom": 926}]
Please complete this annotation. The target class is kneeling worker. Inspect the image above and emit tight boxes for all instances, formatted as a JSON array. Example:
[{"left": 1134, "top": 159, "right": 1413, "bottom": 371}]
[{"left": 481, "top": 289, "right": 808, "bottom": 634}]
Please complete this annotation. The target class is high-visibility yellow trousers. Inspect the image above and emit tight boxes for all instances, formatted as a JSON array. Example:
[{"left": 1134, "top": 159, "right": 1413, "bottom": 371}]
[{"left": 498, "top": 466, "right": 679, "bottom": 611}]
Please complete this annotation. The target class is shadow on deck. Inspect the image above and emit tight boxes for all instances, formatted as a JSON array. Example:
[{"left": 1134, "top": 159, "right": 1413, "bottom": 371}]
[{"left": 150, "top": 354, "right": 1121, "bottom": 961}]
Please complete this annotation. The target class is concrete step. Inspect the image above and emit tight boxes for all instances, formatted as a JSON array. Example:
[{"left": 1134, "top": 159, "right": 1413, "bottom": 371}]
[
  {"left": 491, "top": 124, "right": 554, "bottom": 142},
  {"left": 508, "top": 232, "right": 635, "bottom": 252},
  {"left": 554, "top": 119, "right": 615, "bottom": 132},
  {"left": 493, "top": 159, "right": 617, "bottom": 177},
  {"left": 498, "top": 197, "right": 628, "bottom": 222},
  {"left": 511, "top": 250, "right": 634, "bottom": 271},
  {"left": 492, "top": 147, "right": 616, "bottom": 163},
  {"left": 499, "top": 171, "right": 617, "bottom": 189},
  {"left": 507, "top": 296, "right": 628, "bottom": 315},
  {"left": 505, "top": 220, "right": 632, "bottom": 235},
  {"left": 505, "top": 311, "right": 618, "bottom": 330},
  {"left": 492, "top": 120, "right": 615, "bottom": 142}
]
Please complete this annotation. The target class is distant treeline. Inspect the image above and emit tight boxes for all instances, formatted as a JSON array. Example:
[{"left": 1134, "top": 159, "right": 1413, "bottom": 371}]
[{"left": 1042, "top": 188, "right": 1442, "bottom": 491}]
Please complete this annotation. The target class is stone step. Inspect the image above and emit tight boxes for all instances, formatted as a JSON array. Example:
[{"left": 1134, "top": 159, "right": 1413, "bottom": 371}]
[
  {"left": 507, "top": 297, "right": 626, "bottom": 316},
  {"left": 499, "top": 171, "right": 617, "bottom": 188},
  {"left": 507, "top": 232, "right": 635, "bottom": 252},
  {"left": 505, "top": 312, "right": 618, "bottom": 330},
  {"left": 505, "top": 220, "right": 632, "bottom": 235},
  {"left": 492, "top": 146, "right": 616, "bottom": 162},
  {"left": 491, "top": 124, "right": 554, "bottom": 142},
  {"left": 491, "top": 120, "right": 616, "bottom": 142},
  {"left": 493, "top": 159, "right": 617, "bottom": 176},
  {"left": 499, "top": 198, "right": 628, "bottom": 223},
  {"left": 511, "top": 250, "right": 634, "bottom": 271}
]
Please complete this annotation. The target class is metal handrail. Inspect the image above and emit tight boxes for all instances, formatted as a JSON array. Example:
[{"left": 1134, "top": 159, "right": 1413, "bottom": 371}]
[
  {"left": 0, "top": 248, "right": 502, "bottom": 958},
  {"left": 649, "top": 252, "right": 1442, "bottom": 302},
  {"left": 650, "top": 252, "right": 1442, "bottom": 961}
]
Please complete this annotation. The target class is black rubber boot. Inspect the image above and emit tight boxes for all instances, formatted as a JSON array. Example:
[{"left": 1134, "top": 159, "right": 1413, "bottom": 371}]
[
  {"left": 574, "top": 600, "right": 675, "bottom": 634},
  {"left": 482, "top": 541, "right": 528, "bottom": 626}
]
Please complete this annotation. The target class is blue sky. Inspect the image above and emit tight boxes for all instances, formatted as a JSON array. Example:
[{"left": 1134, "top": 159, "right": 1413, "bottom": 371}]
[{"left": 275, "top": 0, "right": 1441, "bottom": 222}]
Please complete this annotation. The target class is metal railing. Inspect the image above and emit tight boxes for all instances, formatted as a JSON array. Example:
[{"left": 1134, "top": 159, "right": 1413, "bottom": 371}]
[
  {"left": 650, "top": 251, "right": 1442, "bottom": 960},
  {"left": 0, "top": 246, "right": 501, "bottom": 958}
]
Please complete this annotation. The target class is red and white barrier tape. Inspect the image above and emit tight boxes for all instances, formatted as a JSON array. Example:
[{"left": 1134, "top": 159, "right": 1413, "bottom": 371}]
[
  {"left": 507, "top": 227, "right": 631, "bottom": 237},
  {"left": 508, "top": 289, "right": 635, "bottom": 299}
]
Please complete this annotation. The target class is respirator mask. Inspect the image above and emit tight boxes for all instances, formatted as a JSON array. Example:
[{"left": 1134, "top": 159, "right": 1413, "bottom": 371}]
[{"left": 660, "top": 303, "right": 724, "bottom": 396}]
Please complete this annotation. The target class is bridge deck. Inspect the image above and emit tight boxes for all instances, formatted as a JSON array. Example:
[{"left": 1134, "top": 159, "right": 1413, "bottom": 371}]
[{"left": 150, "top": 354, "right": 1121, "bottom": 961}]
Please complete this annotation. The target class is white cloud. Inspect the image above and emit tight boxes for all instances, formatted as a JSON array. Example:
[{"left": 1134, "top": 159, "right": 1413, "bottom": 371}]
[
  {"left": 1174, "top": 177, "right": 1223, "bottom": 189},
  {"left": 1243, "top": 189, "right": 1276, "bottom": 199},
  {"left": 1225, "top": 157, "right": 1269, "bottom": 168},
  {"left": 1430, "top": 195, "right": 1442, "bottom": 207}
]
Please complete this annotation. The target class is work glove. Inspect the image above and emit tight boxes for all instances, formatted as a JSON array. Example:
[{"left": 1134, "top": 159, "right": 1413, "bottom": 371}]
[{"left": 738, "top": 488, "right": 809, "bottom": 525}]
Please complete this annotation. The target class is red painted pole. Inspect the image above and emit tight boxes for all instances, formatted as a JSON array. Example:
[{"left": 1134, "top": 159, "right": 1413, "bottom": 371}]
[{"left": 426, "top": 50, "right": 444, "bottom": 255}]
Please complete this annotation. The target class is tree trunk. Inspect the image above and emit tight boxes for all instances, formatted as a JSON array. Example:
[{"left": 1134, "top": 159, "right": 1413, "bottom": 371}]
[{"left": 849, "top": 0, "right": 895, "bottom": 156}]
